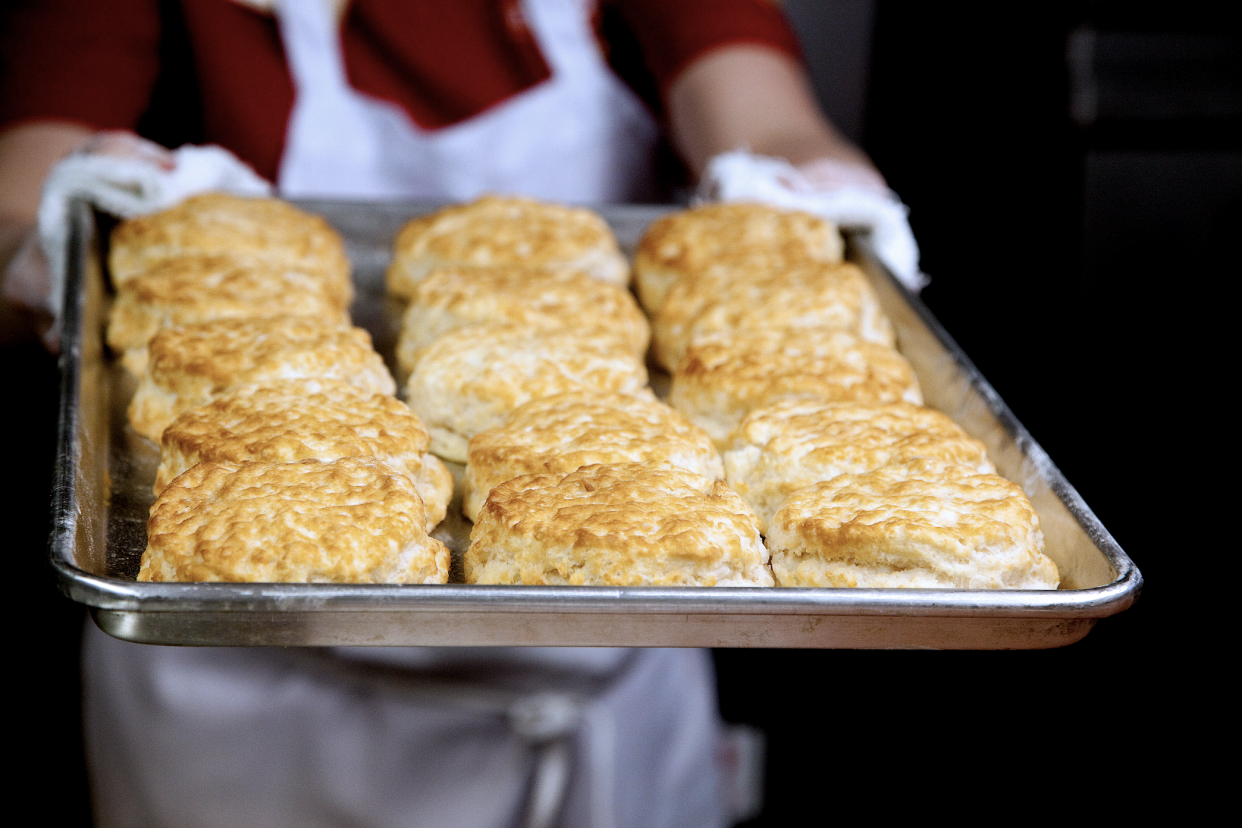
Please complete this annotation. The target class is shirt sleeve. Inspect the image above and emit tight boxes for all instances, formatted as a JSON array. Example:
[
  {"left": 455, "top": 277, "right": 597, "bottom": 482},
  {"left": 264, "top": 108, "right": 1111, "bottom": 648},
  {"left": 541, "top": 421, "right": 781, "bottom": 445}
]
[
  {"left": 0, "top": 0, "right": 163, "bottom": 133},
  {"left": 609, "top": 0, "right": 804, "bottom": 101}
]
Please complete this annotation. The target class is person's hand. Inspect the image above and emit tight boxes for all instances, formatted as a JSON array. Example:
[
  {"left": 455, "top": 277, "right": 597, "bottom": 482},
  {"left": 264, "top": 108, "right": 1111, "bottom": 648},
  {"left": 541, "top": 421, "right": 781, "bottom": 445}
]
[
  {"left": 702, "top": 150, "right": 926, "bottom": 291},
  {"left": 78, "top": 130, "right": 176, "bottom": 171},
  {"left": 793, "top": 157, "right": 889, "bottom": 196}
]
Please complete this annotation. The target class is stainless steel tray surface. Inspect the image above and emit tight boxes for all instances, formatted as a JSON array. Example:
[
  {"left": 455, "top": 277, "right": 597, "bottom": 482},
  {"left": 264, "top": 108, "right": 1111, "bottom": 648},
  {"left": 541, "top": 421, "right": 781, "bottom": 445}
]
[{"left": 50, "top": 199, "right": 1141, "bottom": 649}]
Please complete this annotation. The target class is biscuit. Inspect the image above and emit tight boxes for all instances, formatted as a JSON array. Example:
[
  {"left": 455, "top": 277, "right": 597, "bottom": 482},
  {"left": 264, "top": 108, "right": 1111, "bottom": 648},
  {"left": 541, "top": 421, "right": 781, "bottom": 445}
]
[
  {"left": 633, "top": 202, "right": 843, "bottom": 313},
  {"left": 464, "top": 463, "right": 773, "bottom": 586},
  {"left": 129, "top": 317, "right": 395, "bottom": 442},
  {"left": 138, "top": 457, "right": 450, "bottom": 584},
  {"left": 106, "top": 254, "right": 350, "bottom": 375},
  {"left": 387, "top": 196, "right": 628, "bottom": 298},
  {"left": 668, "top": 329, "right": 923, "bottom": 446},
  {"left": 396, "top": 266, "right": 649, "bottom": 375},
  {"left": 463, "top": 391, "right": 723, "bottom": 522},
  {"left": 766, "top": 458, "right": 1058, "bottom": 589},
  {"left": 723, "top": 400, "right": 994, "bottom": 528},
  {"left": 652, "top": 261, "right": 894, "bottom": 371},
  {"left": 109, "top": 193, "right": 352, "bottom": 305},
  {"left": 155, "top": 379, "right": 453, "bottom": 530},
  {"left": 405, "top": 324, "right": 651, "bottom": 463}
]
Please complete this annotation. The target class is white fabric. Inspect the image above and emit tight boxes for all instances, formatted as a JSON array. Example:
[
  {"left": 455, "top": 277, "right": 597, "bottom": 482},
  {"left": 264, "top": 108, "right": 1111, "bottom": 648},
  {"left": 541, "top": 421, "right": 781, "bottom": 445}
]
[
  {"left": 80, "top": 3, "right": 728, "bottom": 827},
  {"left": 84, "top": 623, "right": 728, "bottom": 828},
  {"left": 276, "top": 0, "right": 659, "bottom": 203},
  {"left": 39, "top": 144, "right": 270, "bottom": 317},
  {"left": 332, "top": 645, "right": 628, "bottom": 675},
  {"left": 701, "top": 150, "right": 928, "bottom": 291}
]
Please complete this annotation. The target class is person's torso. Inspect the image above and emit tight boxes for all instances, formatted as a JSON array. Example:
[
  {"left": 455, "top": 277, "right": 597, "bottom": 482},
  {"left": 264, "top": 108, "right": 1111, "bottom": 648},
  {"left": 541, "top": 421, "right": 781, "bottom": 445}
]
[{"left": 181, "top": 0, "right": 661, "bottom": 201}]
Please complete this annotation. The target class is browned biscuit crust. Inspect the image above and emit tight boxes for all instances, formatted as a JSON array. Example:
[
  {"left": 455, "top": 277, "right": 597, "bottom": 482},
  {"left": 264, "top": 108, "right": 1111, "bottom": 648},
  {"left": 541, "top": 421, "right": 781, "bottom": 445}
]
[
  {"left": 396, "top": 266, "right": 649, "bottom": 375},
  {"left": 652, "top": 261, "right": 894, "bottom": 371},
  {"left": 767, "top": 458, "right": 1058, "bottom": 589},
  {"left": 129, "top": 317, "right": 395, "bottom": 442},
  {"left": 106, "top": 254, "right": 349, "bottom": 375},
  {"left": 155, "top": 379, "right": 452, "bottom": 530},
  {"left": 109, "top": 193, "right": 352, "bottom": 304},
  {"left": 387, "top": 196, "right": 628, "bottom": 298},
  {"left": 404, "top": 324, "right": 651, "bottom": 463},
  {"left": 464, "top": 464, "right": 773, "bottom": 586},
  {"left": 668, "top": 329, "right": 923, "bottom": 446},
  {"left": 463, "top": 391, "right": 722, "bottom": 522},
  {"left": 139, "top": 458, "right": 450, "bottom": 584},
  {"left": 724, "top": 400, "right": 994, "bottom": 527},
  {"left": 634, "top": 202, "right": 843, "bottom": 313}
]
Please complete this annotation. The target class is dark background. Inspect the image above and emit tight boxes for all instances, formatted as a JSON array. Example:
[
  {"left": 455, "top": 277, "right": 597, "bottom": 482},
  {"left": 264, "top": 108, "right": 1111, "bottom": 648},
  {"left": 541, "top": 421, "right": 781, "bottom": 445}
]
[
  {"left": 6, "top": 1, "right": 1236, "bottom": 823},
  {"left": 718, "top": 1, "right": 1234, "bottom": 821}
]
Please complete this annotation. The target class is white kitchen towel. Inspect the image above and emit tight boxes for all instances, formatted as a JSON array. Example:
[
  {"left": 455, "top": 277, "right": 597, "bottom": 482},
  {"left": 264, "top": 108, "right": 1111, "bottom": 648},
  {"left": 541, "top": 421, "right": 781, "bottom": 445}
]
[
  {"left": 40, "top": 142, "right": 271, "bottom": 318},
  {"left": 700, "top": 150, "right": 928, "bottom": 291}
]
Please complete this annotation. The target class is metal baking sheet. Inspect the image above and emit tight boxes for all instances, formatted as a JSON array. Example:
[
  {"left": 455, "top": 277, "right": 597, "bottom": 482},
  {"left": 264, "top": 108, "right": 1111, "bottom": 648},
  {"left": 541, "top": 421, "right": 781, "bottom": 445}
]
[{"left": 49, "top": 199, "right": 1141, "bottom": 649}]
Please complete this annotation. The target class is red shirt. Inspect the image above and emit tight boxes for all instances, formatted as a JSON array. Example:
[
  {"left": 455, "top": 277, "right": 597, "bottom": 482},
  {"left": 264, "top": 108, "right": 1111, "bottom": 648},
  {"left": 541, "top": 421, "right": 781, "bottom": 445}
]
[{"left": 0, "top": 0, "right": 801, "bottom": 182}]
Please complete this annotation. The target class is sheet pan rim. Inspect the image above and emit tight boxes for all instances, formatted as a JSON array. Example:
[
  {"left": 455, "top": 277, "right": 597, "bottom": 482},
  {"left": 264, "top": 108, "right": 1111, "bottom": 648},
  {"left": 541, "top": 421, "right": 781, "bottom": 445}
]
[{"left": 46, "top": 199, "right": 1143, "bottom": 648}]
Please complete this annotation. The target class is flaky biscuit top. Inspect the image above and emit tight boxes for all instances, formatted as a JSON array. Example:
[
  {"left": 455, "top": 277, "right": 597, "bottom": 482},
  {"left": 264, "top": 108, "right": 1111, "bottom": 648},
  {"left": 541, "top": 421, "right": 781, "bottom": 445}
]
[
  {"left": 129, "top": 317, "right": 395, "bottom": 443},
  {"left": 146, "top": 317, "right": 392, "bottom": 392},
  {"left": 396, "top": 266, "right": 649, "bottom": 373},
  {"left": 139, "top": 458, "right": 450, "bottom": 584},
  {"left": 156, "top": 379, "right": 427, "bottom": 487},
  {"left": 724, "top": 400, "right": 994, "bottom": 526},
  {"left": 106, "top": 255, "right": 349, "bottom": 366},
  {"left": 154, "top": 380, "right": 452, "bottom": 531},
  {"left": 387, "top": 196, "right": 628, "bottom": 296},
  {"left": 669, "top": 329, "right": 923, "bottom": 446},
  {"left": 109, "top": 193, "right": 352, "bottom": 302},
  {"left": 463, "top": 391, "right": 723, "bottom": 522},
  {"left": 653, "top": 261, "right": 895, "bottom": 371},
  {"left": 634, "top": 202, "right": 844, "bottom": 312},
  {"left": 404, "top": 323, "right": 650, "bottom": 462},
  {"left": 767, "top": 458, "right": 1058, "bottom": 590},
  {"left": 464, "top": 464, "right": 773, "bottom": 587}
]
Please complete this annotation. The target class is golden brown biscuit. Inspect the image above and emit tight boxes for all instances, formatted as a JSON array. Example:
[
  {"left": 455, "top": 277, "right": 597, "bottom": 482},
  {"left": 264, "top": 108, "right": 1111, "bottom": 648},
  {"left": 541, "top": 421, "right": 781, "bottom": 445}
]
[
  {"left": 129, "top": 317, "right": 395, "bottom": 443},
  {"left": 669, "top": 329, "right": 923, "bottom": 446},
  {"left": 723, "top": 400, "right": 995, "bottom": 528},
  {"left": 155, "top": 379, "right": 453, "bottom": 530},
  {"left": 463, "top": 391, "right": 723, "bottom": 522},
  {"left": 109, "top": 193, "right": 352, "bottom": 305},
  {"left": 633, "top": 202, "right": 843, "bottom": 313},
  {"left": 464, "top": 463, "right": 773, "bottom": 586},
  {"left": 396, "top": 266, "right": 649, "bottom": 375},
  {"left": 107, "top": 254, "right": 350, "bottom": 375},
  {"left": 766, "top": 458, "right": 1058, "bottom": 589},
  {"left": 652, "top": 261, "right": 894, "bottom": 371},
  {"left": 404, "top": 324, "right": 651, "bottom": 463},
  {"left": 139, "top": 457, "right": 450, "bottom": 583},
  {"left": 387, "top": 196, "right": 628, "bottom": 298}
]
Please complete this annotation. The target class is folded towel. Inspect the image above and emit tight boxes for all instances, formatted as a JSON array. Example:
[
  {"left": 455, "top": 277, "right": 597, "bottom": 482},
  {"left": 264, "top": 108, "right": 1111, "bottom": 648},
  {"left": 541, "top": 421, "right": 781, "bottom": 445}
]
[
  {"left": 700, "top": 150, "right": 928, "bottom": 291},
  {"left": 40, "top": 141, "right": 271, "bottom": 318}
]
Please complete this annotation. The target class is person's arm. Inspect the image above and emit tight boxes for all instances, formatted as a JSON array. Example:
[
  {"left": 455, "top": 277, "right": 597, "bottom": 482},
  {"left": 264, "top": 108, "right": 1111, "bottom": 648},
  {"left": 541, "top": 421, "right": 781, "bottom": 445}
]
[
  {"left": 0, "top": 122, "right": 95, "bottom": 340},
  {"left": 0, "top": 121, "right": 94, "bottom": 238},
  {"left": 665, "top": 44, "right": 885, "bottom": 190}
]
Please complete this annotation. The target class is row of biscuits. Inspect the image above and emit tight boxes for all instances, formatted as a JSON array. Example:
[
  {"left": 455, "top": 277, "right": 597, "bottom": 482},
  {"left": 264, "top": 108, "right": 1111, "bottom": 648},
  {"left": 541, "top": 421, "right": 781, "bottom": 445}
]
[
  {"left": 109, "top": 193, "right": 1057, "bottom": 590},
  {"left": 387, "top": 197, "right": 1057, "bottom": 590},
  {"left": 106, "top": 193, "right": 452, "bottom": 584},
  {"left": 402, "top": 198, "right": 1053, "bottom": 588},
  {"left": 637, "top": 203, "right": 1058, "bottom": 589},
  {"left": 385, "top": 197, "right": 775, "bottom": 586}
]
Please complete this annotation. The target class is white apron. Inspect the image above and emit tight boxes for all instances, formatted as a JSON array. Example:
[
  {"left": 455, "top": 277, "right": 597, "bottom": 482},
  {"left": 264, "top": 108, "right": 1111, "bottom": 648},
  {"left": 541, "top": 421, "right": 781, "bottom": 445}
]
[
  {"left": 276, "top": 0, "right": 660, "bottom": 203},
  {"left": 85, "top": 3, "right": 725, "bottom": 826}
]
